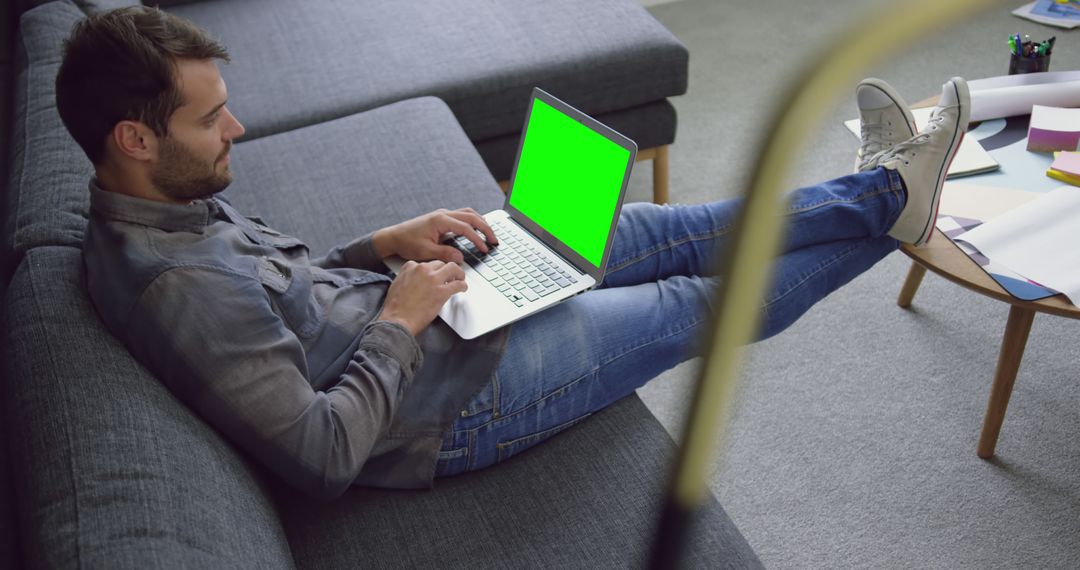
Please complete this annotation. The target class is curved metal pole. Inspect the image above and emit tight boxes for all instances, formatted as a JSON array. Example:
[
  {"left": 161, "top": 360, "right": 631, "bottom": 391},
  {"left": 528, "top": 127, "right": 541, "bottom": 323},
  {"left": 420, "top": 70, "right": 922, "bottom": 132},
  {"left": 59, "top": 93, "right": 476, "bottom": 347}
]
[{"left": 650, "top": 0, "right": 1004, "bottom": 566}]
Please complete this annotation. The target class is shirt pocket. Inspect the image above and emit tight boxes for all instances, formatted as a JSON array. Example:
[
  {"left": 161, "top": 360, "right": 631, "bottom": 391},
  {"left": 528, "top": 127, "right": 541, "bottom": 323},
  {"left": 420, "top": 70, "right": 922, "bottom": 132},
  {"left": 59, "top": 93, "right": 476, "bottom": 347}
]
[
  {"left": 256, "top": 257, "right": 324, "bottom": 338},
  {"left": 241, "top": 221, "right": 307, "bottom": 251}
]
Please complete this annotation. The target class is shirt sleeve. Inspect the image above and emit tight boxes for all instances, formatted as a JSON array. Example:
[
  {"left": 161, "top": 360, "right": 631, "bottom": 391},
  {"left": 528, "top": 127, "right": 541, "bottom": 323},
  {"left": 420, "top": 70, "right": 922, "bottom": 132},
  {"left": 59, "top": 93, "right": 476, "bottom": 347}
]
[
  {"left": 124, "top": 266, "right": 422, "bottom": 500},
  {"left": 312, "top": 232, "right": 385, "bottom": 271}
]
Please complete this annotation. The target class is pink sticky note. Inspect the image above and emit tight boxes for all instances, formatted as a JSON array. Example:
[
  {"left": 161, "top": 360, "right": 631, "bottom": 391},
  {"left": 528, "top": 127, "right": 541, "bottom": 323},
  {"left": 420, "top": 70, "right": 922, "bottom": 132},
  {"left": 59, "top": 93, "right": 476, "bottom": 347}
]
[{"left": 1050, "top": 151, "right": 1080, "bottom": 177}]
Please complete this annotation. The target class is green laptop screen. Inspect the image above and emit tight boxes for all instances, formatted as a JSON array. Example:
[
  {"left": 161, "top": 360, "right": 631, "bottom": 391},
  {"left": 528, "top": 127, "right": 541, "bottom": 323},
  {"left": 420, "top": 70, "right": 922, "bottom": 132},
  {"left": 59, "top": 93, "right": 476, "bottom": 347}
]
[{"left": 508, "top": 99, "right": 630, "bottom": 268}]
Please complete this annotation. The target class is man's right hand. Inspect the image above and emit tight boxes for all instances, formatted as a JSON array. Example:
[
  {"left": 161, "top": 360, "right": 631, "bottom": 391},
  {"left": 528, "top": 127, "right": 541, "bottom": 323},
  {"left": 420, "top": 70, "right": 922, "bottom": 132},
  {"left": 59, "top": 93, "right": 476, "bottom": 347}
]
[{"left": 378, "top": 260, "right": 467, "bottom": 336}]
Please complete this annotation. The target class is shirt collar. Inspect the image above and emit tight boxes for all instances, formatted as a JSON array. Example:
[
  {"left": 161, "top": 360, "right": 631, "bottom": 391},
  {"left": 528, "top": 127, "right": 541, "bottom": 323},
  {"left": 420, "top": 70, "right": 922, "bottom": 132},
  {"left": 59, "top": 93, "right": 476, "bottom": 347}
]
[{"left": 88, "top": 179, "right": 227, "bottom": 233}]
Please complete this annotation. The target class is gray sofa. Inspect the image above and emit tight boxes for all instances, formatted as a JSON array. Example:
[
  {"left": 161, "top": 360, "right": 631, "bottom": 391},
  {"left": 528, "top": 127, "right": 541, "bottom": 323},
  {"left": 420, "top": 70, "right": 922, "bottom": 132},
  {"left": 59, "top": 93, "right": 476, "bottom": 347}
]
[{"left": 1, "top": 0, "right": 762, "bottom": 567}]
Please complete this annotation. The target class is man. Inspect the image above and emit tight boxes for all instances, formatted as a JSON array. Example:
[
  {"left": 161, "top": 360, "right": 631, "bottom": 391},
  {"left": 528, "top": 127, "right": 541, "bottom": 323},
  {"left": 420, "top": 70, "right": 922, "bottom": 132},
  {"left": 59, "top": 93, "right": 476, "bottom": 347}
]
[{"left": 57, "top": 7, "right": 967, "bottom": 499}]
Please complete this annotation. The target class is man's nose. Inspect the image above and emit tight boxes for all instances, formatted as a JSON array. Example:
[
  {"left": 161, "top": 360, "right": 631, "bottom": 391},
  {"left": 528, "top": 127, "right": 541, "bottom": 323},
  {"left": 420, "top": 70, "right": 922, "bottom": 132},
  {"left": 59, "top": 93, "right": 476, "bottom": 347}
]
[{"left": 223, "top": 106, "right": 245, "bottom": 140}]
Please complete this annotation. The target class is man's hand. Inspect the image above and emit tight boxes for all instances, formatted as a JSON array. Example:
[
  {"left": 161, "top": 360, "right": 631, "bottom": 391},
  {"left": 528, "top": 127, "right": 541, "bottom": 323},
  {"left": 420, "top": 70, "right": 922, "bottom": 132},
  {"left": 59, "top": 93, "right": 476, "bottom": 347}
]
[
  {"left": 378, "top": 260, "right": 467, "bottom": 336},
  {"left": 372, "top": 208, "right": 498, "bottom": 263}
]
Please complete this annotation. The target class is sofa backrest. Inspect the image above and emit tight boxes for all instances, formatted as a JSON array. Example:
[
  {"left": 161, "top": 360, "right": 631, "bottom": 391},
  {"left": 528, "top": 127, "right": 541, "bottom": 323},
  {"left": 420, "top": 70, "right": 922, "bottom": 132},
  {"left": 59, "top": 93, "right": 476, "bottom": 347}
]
[
  {"left": 3, "top": 245, "right": 298, "bottom": 569},
  {"left": 163, "top": 0, "right": 688, "bottom": 145}
]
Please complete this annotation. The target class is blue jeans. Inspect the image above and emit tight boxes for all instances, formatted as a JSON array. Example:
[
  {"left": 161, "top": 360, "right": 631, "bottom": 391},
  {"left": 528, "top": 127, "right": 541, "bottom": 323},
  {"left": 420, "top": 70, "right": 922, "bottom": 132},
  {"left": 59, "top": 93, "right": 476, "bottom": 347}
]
[{"left": 434, "top": 167, "right": 906, "bottom": 477}]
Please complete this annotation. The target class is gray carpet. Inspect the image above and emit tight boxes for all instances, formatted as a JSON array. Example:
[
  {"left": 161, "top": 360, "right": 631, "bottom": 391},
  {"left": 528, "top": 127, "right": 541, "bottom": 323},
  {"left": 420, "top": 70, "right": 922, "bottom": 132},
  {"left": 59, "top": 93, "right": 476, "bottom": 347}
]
[{"left": 631, "top": 1, "right": 1080, "bottom": 568}]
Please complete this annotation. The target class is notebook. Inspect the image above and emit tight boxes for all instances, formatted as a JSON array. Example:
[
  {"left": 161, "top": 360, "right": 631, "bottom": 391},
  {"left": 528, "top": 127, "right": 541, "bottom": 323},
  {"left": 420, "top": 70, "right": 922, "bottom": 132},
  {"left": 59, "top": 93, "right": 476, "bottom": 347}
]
[{"left": 385, "top": 87, "right": 637, "bottom": 339}]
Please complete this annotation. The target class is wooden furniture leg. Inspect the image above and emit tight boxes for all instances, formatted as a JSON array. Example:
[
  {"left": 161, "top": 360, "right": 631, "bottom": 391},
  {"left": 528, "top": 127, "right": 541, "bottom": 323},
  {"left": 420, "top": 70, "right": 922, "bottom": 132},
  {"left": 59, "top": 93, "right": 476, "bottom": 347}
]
[
  {"left": 652, "top": 144, "right": 669, "bottom": 205},
  {"left": 897, "top": 262, "right": 927, "bottom": 308},
  {"left": 977, "top": 305, "right": 1036, "bottom": 459},
  {"left": 632, "top": 145, "right": 670, "bottom": 204}
]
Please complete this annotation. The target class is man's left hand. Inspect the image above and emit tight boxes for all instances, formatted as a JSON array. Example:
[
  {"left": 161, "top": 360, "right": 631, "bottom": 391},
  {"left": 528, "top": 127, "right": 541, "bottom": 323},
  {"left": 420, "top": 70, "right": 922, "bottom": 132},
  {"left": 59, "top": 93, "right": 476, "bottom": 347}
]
[{"left": 372, "top": 208, "right": 499, "bottom": 263}]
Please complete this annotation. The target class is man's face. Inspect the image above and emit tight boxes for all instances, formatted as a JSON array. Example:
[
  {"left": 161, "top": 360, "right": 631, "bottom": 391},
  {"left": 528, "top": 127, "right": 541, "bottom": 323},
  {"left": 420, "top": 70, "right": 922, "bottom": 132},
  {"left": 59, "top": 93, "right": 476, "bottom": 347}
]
[{"left": 151, "top": 58, "right": 245, "bottom": 201}]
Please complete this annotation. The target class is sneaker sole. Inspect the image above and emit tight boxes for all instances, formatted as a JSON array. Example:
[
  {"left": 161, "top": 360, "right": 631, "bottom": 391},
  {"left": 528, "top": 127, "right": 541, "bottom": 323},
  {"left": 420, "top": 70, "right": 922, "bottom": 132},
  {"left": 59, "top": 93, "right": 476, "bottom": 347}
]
[
  {"left": 919, "top": 130, "right": 963, "bottom": 245},
  {"left": 915, "top": 80, "right": 970, "bottom": 246}
]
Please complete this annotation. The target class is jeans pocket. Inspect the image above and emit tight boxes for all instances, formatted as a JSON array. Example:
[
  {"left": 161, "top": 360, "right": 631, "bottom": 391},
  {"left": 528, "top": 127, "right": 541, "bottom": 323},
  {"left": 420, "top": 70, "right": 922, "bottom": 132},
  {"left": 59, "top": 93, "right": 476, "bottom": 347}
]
[
  {"left": 434, "top": 446, "right": 470, "bottom": 478},
  {"left": 495, "top": 413, "right": 593, "bottom": 463}
]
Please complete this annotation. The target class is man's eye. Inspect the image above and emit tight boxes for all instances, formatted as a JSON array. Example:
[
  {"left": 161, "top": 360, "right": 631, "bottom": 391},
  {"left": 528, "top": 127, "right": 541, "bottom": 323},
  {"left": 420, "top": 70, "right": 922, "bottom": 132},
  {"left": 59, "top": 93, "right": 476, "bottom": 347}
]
[{"left": 206, "top": 114, "right": 219, "bottom": 126}]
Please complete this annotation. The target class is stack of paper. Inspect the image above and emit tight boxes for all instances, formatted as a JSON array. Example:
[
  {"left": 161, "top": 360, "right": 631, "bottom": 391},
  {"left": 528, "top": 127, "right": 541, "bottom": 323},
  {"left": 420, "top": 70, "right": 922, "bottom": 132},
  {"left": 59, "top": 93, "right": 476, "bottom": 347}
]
[
  {"left": 956, "top": 186, "right": 1080, "bottom": 305},
  {"left": 1014, "top": 0, "right": 1080, "bottom": 29},
  {"left": 935, "top": 182, "right": 1056, "bottom": 301},
  {"left": 1047, "top": 151, "right": 1080, "bottom": 186},
  {"left": 1027, "top": 105, "right": 1080, "bottom": 152}
]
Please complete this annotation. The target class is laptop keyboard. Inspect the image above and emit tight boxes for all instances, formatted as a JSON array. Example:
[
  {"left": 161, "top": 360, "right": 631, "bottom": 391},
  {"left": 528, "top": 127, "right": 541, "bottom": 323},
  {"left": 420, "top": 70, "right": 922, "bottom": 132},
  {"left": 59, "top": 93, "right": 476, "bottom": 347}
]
[{"left": 447, "top": 219, "right": 579, "bottom": 307}]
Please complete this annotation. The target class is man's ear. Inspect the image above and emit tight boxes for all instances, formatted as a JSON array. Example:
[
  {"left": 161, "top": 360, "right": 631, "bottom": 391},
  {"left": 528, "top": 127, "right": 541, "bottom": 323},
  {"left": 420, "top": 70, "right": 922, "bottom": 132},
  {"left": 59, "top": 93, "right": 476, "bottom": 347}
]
[{"left": 111, "top": 120, "right": 158, "bottom": 162}]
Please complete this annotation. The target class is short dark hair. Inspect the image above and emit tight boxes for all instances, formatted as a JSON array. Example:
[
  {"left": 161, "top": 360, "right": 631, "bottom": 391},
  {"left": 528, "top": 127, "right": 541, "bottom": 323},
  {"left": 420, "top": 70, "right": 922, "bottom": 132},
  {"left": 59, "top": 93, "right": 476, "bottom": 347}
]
[{"left": 55, "top": 6, "right": 229, "bottom": 165}]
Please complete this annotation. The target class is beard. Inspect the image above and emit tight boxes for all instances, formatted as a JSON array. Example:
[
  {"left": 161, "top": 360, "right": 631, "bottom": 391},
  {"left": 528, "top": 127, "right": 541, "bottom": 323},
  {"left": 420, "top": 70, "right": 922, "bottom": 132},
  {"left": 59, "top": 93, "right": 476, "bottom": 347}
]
[{"left": 151, "top": 136, "right": 233, "bottom": 202}]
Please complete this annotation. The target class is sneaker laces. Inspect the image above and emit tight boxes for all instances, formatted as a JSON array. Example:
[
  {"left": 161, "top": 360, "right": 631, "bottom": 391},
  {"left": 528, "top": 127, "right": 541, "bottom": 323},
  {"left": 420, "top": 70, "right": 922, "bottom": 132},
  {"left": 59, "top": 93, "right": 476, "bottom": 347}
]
[
  {"left": 872, "top": 104, "right": 958, "bottom": 167},
  {"left": 858, "top": 111, "right": 902, "bottom": 170}
]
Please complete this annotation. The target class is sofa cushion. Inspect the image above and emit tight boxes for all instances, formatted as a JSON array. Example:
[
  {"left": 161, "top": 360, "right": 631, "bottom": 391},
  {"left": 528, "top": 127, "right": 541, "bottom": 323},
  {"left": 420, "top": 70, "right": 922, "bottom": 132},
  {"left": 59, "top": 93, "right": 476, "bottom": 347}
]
[
  {"left": 2, "top": 246, "right": 296, "bottom": 569},
  {"left": 4, "top": 0, "right": 92, "bottom": 263},
  {"left": 224, "top": 96, "right": 505, "bottom": 255},
  {"left": 167, "top": 0, "right": 688, "bottom": 143},
  {"left": 276, "top": 394, "right": 762, "bottom": 569}
]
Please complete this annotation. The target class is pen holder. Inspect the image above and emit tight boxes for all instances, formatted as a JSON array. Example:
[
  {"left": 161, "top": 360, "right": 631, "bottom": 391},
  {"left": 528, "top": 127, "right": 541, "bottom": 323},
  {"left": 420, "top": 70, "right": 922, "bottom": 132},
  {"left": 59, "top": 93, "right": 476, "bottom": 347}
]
[{"left": 1009, "top": 52, "right": 1050, "bottom": 75}]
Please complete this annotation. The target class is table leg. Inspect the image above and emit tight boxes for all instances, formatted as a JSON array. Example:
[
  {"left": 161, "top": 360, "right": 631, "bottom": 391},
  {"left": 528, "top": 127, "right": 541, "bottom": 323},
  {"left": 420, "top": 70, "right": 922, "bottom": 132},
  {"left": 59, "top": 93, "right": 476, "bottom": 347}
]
[
  {"left": 977, "top": 305, "right": 1036, "bottom": 459},
  {"left": 897, "top": 262, "right": 927, "bottom": 308}
]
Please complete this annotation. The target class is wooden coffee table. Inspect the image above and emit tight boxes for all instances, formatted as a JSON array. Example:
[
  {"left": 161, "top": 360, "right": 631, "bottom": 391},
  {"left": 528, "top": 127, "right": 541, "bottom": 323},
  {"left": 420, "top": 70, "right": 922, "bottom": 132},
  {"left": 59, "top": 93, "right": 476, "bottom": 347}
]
[{"left": 896, "top": 232, "right": 1080, "bottom": 458}]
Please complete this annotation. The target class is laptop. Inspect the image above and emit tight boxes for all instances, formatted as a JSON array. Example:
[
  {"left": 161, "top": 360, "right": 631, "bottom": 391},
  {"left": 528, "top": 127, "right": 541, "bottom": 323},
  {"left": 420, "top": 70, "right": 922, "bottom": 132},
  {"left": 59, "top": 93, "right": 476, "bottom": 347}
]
[{"left": 386, "top": 87, "right": 637, "bottom": 339}]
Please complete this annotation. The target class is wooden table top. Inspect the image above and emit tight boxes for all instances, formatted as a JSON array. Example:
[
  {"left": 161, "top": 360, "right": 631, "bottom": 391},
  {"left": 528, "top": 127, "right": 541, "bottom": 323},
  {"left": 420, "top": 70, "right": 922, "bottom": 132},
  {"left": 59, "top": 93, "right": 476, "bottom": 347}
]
[{"left": 900, "top": 232, "right": 1080, "bottom": 320}]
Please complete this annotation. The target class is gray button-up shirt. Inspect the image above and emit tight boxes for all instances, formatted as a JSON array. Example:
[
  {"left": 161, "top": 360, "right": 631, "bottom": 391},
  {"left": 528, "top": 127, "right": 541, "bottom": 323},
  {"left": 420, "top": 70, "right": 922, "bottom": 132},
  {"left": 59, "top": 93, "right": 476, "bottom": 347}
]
[{"left": 82, "top": 182, "right": 507, "bottom": 499}]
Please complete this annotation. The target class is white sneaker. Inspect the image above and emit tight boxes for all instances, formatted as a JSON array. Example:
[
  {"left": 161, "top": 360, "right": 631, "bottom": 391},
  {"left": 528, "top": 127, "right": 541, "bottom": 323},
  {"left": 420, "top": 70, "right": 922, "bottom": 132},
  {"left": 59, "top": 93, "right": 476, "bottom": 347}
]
[
  {"left": 854, "top": 78, "right": 918, "bottom": 173},
  {"left": 879, "top": 77, "right": 970, "bottom": 246}
]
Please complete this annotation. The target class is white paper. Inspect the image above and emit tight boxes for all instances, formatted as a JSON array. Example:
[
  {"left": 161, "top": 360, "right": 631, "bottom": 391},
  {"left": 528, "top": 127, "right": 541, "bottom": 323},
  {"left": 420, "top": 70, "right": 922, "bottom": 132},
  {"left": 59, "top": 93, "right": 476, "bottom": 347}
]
[
  {"left": 844, "top": 110, "right": 998, "bottom": 177},
  {"left": 1030, "top": 104, "right": 1080, "bottom": 132},
  {"left": 936, "top": 181, "right": 1040, "bottom": 222},
  {"left": 969, "top": 80, "right": 1080, "bottom": 121},
  {"left": 956, "top": 186, "right": 1080, "bottom": 304},
  {"left": 968, "top": 71, "right": 1080, "bottom": 92},
  {"left": 936, "top": 182, "right": 1046, "bottom": 289}
]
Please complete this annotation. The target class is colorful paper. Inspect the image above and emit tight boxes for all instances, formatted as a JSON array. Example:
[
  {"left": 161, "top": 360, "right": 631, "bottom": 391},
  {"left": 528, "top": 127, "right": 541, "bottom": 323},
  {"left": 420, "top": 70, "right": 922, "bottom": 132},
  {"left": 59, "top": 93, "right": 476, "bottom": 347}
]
[
  {"left": 1031, "top": 0, "right": 1080, "bottom": 21},
  {"left": 1026, "top": 105, "right": 1080, "bottom": 152},
  {"left": 1014, "top": 1, "right": 1080, "bottom": 28}
]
